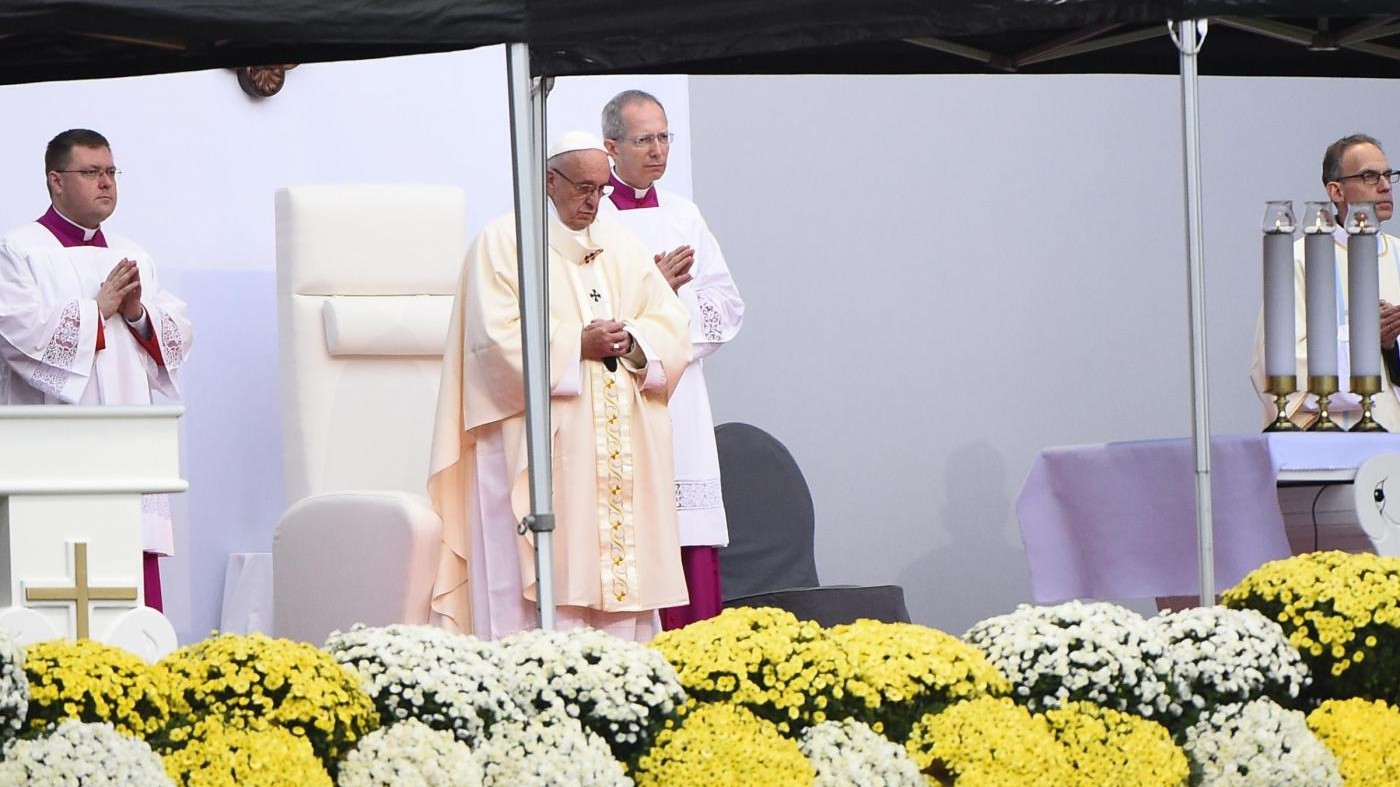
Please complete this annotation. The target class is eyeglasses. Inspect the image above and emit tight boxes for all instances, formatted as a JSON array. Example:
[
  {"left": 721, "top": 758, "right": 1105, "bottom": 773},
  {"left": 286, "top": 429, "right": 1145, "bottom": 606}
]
[
  {"left": 54, "top": 167, "right": 122, "bottom": 181},
  {"left": 1335, "top": 169, "right": 1400, "bottom": 186},
  {"left": 550, "top": 168, "right": 614, "bottom": 199},
  {"left": 611, "top": 132, "right": 677, "bottom": 149}
]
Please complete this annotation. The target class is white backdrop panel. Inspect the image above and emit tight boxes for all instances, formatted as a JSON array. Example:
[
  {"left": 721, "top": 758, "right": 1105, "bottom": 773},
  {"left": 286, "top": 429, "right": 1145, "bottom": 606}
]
[{"left": 689, "top": 73, "right": 1400, "bottom": 635}]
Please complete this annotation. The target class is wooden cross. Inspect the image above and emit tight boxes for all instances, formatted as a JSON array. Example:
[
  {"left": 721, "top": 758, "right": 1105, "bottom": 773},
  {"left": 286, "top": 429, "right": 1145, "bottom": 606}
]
[{"left": 25, "top": 542, "right": 138, "bottom": 639}]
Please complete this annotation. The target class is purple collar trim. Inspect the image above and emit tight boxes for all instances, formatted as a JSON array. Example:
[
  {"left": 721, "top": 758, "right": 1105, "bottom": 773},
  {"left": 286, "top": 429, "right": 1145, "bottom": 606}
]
[
  {"left": 38, "top": 206, "right": 106, "bottom": 248},
  {"left": 606, "top": 172, "right": 659, "bottom": 210}
]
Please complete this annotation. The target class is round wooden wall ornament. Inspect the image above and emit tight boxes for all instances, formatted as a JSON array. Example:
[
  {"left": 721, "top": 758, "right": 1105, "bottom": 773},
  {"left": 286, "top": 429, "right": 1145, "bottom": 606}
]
[{"left": 236, "top": 64, "right": 298, "bottom": 98}]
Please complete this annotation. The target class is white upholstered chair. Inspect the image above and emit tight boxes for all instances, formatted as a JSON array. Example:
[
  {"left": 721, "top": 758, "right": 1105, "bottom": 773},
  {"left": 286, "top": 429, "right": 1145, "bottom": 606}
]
[{"left": 272, "top": 185, "right": 466, "bottom": 645}]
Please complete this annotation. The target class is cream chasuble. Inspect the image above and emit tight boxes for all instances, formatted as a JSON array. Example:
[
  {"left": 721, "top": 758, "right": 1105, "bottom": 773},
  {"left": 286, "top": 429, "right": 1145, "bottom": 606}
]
[
  {"left": 428, "top": 212, "right": 691, "bottom": 637},
  {"left": 1250, "top": 230, "right": 1400, "bottom": 430}
]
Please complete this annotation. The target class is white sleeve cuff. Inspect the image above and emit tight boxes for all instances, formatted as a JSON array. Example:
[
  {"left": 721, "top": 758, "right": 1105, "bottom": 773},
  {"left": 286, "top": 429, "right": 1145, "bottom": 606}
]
[
  {"left": 124, "top": 307, "right": 153, "bottom": 339},
  {"left": 621, "top": 325, "right": 666, "bottom": 391}
]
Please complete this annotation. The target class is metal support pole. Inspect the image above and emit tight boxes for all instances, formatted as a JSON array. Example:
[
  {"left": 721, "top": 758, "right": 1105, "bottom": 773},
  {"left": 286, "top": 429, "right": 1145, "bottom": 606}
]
[
  {"left": 1172, "top": 19, "right": 1215, "bottom": 603},
  {"left": 505, "top": 43, "right": 556, "bottom": 629}
]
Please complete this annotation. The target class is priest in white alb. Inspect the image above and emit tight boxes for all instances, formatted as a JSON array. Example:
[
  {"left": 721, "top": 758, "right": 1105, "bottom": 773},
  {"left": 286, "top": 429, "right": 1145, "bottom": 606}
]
[
  {"left": 599, "top": 90, "right": 745, "bottom": 629},
  {"left": 428, "top": 130, "right": 692, "bottom": 641},
  {"left": 0, "top": 129, "right": 194, "bottom": 610}
]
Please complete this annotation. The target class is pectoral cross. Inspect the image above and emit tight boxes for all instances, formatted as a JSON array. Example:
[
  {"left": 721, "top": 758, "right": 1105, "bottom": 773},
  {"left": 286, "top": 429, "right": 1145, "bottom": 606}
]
[{"left": 589, "top": 289, "right": 602, "bottom": 302}]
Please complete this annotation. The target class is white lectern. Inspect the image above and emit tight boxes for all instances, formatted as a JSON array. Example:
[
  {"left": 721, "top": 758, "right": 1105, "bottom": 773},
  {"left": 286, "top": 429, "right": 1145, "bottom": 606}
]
[{"left": 0, "top": 405, "right": 185, "bottom": 660}]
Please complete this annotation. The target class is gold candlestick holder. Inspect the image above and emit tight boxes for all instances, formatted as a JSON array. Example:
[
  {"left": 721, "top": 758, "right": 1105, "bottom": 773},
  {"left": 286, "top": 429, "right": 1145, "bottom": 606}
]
[
  {"left": 1307, "top": 375, "right": 1342, "bottom": 431},
  {"left": 1263, "top": 375, "right": 1300, "bottom": 431},
  {"left": 1350, "top": 374, "right": 1388, "bottom": 432}
]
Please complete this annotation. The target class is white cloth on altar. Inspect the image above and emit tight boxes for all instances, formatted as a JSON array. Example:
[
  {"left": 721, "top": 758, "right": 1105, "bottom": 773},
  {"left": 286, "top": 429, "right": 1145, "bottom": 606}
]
[
  {"left": 1250, "top": 230, "right": 1400, "bottom": 431},
  {"left": 599, "top": 184, "right": 744, "bottom": 547},
  {"left": 1019, "top": 432, "right": 1400, "bottom": 601},
  {"left": 0, "top": 220, "right": 194, "bottom": 554}
]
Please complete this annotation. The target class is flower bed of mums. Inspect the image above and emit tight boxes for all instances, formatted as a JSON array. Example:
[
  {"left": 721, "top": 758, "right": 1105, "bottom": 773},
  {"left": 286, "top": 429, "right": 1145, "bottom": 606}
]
[{"left": 0, "top": 550, "right": 1398, "bottom": 785}]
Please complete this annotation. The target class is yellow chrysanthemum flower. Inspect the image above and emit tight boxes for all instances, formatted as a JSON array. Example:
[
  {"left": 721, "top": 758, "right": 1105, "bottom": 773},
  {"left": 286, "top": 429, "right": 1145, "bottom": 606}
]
[
  {"left": 162, "top": 718, "right": 331, "bottom": 787},
  {"left": 651, "top": 607, "right": 860, "bottom": 734},
  {"left": 906, "top": 696, "right": 1072, "bottom": 786},
  {"left": 1308, "top": 698, "right": 1400, "bottom": 787},
  {"left": 1223, "top": 551, "right": 1400, "bottom": 702},
  {"left": 153, "top": 632, "right": 378, "bottom": 766},
  {"left": 632, "top": 701, "right": 815, "bottom": 786},
  {"left": 826, "top": 619, "right": 1010, "bottom": 742},
  {"left": 23, "top": 638, "right": 168, "bottom": 739},
  {"left": 1044, "top": 701, "right": 1189, "bottom": 787}
]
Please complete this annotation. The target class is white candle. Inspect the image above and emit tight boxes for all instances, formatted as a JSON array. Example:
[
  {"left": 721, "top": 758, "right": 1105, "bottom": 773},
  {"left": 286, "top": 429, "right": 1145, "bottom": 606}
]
[
  {"left": 1302, "top": 201, "right": 1338, "bottom": 380},
  {"left": 1262, "top": 201, "right": 1296, "bottom": 378},
  {"left": 1347, "top": 202, "right": 1382, "bottom": 378}
]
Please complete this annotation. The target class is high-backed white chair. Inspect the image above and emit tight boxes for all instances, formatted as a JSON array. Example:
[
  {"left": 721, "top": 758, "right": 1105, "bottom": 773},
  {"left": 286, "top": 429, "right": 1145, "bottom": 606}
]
[{"left": 272, "top": 185, "right": 466, "bottom": 645}]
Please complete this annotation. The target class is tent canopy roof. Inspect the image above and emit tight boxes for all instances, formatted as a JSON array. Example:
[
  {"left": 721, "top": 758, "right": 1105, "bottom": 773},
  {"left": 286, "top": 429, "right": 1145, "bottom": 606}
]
[{"left": 3, "top": 1, "right": 1400, "bottom": 85}]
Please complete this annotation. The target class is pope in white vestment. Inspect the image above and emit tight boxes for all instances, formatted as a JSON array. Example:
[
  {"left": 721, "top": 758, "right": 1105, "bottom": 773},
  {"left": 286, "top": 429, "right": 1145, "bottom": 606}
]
[
  {"left": 428, "top": 132, "right": 692, "bottom": 641},
  {"left": 1250, "top": 229, "right": 1400, "bottom": 430},
  {"left": 0, "top": 130, "right": 193, "bottom": 608}
]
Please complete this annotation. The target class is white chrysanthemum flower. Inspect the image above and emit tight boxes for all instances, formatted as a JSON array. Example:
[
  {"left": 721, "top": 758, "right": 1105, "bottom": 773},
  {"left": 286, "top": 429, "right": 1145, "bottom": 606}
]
[
  {"left": 0, "top": 720, "right": 172, "bottom": 786},
  {"left": 799, "top": 718, "right": 923, "bottom": 787},
  {"left": 1152, "top": 606, "right": 1310, "bottom": 721},
  {"left": 338, "top": 718, "right": 483, "bottom": 787},
  {"left": 325, "top": 624, "right": 520, "bottom": 746},
  {"left": 964, "top": 601, "right": 1173, "bottom": 718},
  {"left": 495, "top": 627, "right": 684, "bottom": 759},
  {"left": 0, "top": 629, "right": 27, "bottom": 747},
  {"left": 1184, "top": 698, "right": 1341, "bottom": 786},
  {"left": 476, "top": 709, "right": 631, "bottom": 787}
]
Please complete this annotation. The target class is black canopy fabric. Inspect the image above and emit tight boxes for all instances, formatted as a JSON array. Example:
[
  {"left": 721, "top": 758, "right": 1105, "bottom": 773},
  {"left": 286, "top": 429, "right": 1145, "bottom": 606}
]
[
  {"left": 2, "top": 0, "right": 1400, "bottom": 85},
  {"left": 530, "top": 2, "right": 1400, "bottom": 78},
  {"left": 0, "top": 0, "right": 519, "bottom": 85}
]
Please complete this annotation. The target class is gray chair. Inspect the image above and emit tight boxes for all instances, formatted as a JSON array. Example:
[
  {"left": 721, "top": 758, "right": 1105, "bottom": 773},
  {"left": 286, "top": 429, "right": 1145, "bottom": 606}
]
[{"left": 715, "top": 422, "right": 909, "bottom": 627}]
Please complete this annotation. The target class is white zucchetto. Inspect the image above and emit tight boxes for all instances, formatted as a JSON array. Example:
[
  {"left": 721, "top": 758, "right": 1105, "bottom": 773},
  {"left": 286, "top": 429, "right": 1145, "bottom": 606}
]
[{"left": 548, "top": 130, "right": 608, "bottom": 158}]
